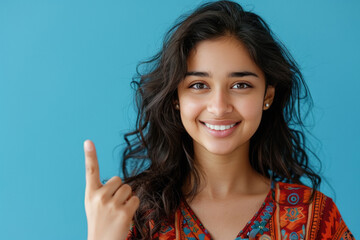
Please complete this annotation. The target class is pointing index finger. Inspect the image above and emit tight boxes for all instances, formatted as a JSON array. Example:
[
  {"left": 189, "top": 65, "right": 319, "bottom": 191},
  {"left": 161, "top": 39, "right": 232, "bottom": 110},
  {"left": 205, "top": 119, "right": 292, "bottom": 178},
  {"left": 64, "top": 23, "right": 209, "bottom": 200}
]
[{"left": 84, "top": 140, "right": 102, "bottom": 192}]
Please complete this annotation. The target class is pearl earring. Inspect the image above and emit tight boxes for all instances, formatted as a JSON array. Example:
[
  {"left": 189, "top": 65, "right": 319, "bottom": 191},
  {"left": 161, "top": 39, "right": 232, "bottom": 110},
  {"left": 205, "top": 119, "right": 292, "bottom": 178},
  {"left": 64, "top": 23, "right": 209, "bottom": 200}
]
[
  {"left": 175, "top": 103, "right": 180, "bottom": 110},
  {"left": 265, "top": 103, "right": 270, "bottom": 108}
]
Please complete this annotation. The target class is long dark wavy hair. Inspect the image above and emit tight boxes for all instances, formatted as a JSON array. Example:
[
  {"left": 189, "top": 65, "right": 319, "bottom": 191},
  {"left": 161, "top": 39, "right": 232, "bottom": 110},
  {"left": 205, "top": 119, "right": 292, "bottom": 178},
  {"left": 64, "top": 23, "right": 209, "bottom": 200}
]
[{"left": 120, "top": 1, "right": 321, "bottom": 238}]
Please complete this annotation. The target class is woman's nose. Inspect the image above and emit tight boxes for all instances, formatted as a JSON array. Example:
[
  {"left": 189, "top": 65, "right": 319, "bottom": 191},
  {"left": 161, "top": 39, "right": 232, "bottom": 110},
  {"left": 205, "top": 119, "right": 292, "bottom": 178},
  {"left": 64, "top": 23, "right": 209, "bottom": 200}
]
[{"left": 207, "top": 89, "right": 233, "bottom": 117}]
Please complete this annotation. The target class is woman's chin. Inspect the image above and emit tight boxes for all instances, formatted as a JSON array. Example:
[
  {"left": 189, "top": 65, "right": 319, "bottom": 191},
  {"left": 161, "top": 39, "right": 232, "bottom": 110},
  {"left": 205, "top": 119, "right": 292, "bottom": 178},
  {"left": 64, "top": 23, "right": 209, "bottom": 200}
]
[
  {"left": 193, "top": 139, "right": 249, "bottom": 157},
  {"left": 203, "top": 145, "right": 238, "bottom": 156}
]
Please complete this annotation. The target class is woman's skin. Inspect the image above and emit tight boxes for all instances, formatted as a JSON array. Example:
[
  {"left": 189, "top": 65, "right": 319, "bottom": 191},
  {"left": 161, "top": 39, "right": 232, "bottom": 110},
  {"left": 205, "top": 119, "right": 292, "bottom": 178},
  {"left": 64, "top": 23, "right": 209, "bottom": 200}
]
[{"left": 84, "top": 35, "right": 275, "bottom": 240}]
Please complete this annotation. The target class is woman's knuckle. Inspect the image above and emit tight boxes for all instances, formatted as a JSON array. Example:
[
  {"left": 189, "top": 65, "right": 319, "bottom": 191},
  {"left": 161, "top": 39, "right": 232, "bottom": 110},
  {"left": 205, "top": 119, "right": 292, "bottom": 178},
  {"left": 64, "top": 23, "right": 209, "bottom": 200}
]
[
  {"left": 128, "top": 196, "right": 140, "bottom": 208},
  {"left": 133, "top": 196, "right": 140, "bottom": 206},
  {"left": 118, "top": 208, "right": 131, "bottom": 219},
  {"left": 111, "top": 176, "right": 122, "bottom": 183},
  {"left": 93, "top": 192, "right": 107, "bottom": 204},
  {"left": 108, "top": 200, "right": 118, "bottom": 210},
  {"left": 100, "top": 194, "right": 108, "bottom": 204},
  {"left": 121, "top": 184, "right": 132, "bottom": 193},
  {"left": 105, "top": 176, "right": 122, "bottom": 186},
  {"left": 86, "top": 165, "right": 95, "bottom": 174}
]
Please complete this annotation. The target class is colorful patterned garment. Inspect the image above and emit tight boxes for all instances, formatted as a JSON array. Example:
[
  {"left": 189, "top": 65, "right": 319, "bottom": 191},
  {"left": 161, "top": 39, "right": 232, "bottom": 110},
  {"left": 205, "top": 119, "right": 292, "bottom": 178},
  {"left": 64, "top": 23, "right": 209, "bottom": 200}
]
[{"left": 127, "top": 182, "right": 354, "bottom": 240}]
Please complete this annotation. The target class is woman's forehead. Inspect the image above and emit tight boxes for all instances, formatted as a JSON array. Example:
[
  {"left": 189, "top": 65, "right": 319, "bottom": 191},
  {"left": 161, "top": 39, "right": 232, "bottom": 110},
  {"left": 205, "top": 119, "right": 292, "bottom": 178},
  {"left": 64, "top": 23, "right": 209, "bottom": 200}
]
[{"left": 186, "top": 36, "right": 264, "bottom": 79}]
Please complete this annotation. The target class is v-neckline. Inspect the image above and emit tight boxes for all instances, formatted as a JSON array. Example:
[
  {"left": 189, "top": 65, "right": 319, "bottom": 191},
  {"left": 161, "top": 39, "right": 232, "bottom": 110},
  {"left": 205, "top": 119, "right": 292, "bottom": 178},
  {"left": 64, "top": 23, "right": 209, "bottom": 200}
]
[{"left": 180, "top": 182, "right": 276, "bottom": 239}]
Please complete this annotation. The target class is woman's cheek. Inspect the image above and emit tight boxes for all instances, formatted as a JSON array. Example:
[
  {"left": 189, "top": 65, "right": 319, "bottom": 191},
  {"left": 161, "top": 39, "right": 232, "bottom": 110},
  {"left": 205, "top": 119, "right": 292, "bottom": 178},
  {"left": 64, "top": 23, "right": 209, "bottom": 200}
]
[
  {"left": 240, "top": 98, "right": 264, "bottom": 121},
  {"left": 179, "top": 96, "right": 204, "bottom": 123}
]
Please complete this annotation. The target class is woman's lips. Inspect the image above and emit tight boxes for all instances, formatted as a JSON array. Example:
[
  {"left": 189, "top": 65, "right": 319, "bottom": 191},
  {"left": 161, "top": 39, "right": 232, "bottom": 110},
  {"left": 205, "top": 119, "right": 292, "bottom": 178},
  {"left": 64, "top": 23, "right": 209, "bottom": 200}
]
[{"left": 200, "top": 120, "right": 240, "bottom": 137}]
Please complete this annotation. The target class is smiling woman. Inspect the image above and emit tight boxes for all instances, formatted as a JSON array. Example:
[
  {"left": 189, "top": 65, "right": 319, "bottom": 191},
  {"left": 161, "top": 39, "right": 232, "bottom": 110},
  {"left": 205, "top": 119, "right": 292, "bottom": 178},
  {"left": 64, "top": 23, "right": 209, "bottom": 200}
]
[{"left": 83, "top": 1, "right": 354, "bottom": 240}]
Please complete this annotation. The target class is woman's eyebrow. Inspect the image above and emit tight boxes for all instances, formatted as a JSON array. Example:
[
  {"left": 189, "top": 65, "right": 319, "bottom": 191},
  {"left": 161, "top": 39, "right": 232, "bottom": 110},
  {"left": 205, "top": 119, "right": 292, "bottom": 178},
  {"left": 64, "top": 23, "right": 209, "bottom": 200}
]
[
  {"left": 185, "top": 71, "right": 209, "bottom": 77},
  {"left": 230, "top": 71, "right": 259, "bottom": 78},
  {"left": 185, "top": 71, "right": 259, "bottom": 78}
]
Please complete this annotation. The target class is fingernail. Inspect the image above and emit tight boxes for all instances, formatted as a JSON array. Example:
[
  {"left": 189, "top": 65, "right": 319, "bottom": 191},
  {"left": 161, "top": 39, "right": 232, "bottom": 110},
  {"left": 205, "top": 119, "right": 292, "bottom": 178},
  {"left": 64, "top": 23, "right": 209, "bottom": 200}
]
[{"left": 84, "top": 140, "right": 93, "bottom": 152}]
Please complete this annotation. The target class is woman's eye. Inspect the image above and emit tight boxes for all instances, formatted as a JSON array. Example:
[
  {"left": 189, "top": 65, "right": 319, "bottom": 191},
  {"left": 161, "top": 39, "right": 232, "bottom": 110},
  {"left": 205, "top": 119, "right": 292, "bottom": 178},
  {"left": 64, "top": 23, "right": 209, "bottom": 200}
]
[
  {"left": 190, "top": 83, "right": 209, "bottom": 89},
  {"left": 232, "top": 83, "right": 251, "bottom": 89}
]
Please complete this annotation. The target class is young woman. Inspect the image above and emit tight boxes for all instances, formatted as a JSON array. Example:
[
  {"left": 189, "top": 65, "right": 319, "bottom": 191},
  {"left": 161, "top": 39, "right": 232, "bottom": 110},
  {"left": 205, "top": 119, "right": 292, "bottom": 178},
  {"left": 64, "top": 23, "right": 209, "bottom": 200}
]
[{"left": 84, "top": 1, "right": 354, "bottom": 239}]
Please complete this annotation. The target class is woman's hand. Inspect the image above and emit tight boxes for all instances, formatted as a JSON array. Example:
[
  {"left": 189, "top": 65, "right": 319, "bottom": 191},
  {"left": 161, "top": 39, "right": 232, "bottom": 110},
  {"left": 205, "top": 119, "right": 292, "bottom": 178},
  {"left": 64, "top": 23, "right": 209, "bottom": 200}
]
[{"left": 84, "top": 140, "right": 140, "bottom": 240}]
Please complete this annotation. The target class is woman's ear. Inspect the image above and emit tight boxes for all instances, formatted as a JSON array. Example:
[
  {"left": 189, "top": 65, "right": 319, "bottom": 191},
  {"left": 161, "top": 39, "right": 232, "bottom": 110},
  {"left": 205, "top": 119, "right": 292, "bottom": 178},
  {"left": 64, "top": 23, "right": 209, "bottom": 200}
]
[{"left": 263, "top": 85, "right": 275, "bottom": 110}]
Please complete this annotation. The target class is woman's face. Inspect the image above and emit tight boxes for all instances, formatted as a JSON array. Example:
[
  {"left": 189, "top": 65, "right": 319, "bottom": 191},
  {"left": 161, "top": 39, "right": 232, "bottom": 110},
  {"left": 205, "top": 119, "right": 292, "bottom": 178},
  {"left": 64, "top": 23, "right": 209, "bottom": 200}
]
[{"left": 177, "top": 36, "right": 275, "bottom": 156}]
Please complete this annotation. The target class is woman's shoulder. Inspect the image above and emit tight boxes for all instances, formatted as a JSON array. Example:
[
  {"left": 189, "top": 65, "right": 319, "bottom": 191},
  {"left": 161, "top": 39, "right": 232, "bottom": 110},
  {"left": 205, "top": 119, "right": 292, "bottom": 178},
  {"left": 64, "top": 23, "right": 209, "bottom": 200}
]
[
  {"left": 275, "top": 181, "right": 341, "bottom": 208},
  {"left": 275, "top": 181, "right": 316, "bottom": 206},
  {"left": 274, "top": 181, "right": 354, "bottom": 239}
]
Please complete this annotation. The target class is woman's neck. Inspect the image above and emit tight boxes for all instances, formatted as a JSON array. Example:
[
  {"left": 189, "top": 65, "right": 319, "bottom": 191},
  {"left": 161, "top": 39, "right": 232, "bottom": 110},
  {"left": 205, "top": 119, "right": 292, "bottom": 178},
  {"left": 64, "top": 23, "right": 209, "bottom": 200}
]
[{"left": 185, "top": 141, "right": 270, "bottom": 200}]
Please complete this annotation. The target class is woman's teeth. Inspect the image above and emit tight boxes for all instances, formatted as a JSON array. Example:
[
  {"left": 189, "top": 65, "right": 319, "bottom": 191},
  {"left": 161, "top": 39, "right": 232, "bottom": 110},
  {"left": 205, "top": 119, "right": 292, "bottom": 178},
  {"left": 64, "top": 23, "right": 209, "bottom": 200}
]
[{"left": 204, "top": 123, "right": 236, "bottom": 131}]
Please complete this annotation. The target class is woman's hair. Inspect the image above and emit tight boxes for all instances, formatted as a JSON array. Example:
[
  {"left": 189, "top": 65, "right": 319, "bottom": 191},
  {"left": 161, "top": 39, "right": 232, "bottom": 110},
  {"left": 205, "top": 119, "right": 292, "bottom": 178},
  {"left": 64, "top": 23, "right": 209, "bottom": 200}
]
[{"left": 121, "top": 1, "right": 321, "bottom": 238}]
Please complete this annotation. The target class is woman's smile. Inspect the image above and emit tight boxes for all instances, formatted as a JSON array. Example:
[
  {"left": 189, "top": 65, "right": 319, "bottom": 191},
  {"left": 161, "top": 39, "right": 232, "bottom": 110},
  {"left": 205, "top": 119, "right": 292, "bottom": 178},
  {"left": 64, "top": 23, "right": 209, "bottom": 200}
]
[{"left": 200, "top": 120, "right": 240, "bottom": 138}]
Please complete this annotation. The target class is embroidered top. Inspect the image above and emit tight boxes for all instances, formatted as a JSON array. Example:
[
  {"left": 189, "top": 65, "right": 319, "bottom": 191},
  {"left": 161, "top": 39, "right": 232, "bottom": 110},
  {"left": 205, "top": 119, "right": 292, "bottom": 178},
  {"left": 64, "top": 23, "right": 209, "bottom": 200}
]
[{"left": 127, "top": 182, "right": 354, "bottom": 240}]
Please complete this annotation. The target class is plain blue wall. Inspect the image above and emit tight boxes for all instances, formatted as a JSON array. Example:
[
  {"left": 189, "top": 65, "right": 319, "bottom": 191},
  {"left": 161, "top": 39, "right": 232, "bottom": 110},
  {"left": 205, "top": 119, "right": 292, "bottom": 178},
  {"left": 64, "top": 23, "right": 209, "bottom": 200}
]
[{"left": 1, "top": 0, "right": 359, "bottom": 239}]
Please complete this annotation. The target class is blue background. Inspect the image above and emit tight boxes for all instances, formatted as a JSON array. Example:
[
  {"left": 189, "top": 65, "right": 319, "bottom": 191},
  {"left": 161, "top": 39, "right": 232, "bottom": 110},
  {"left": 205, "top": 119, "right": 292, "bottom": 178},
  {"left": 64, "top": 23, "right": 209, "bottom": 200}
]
[{"left": 1, "top": 0, "right": 359, "bottom": 239}]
